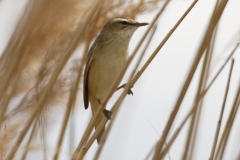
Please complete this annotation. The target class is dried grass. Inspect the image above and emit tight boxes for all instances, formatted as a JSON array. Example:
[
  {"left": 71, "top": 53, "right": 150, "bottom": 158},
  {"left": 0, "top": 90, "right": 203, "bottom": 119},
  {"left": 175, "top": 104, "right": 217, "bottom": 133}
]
[
  {"left": 0, "top": 0, "right": 160, "bottom": 159},
  {"left": 1, "top": 0, "right": 240, "bottom": 160}
]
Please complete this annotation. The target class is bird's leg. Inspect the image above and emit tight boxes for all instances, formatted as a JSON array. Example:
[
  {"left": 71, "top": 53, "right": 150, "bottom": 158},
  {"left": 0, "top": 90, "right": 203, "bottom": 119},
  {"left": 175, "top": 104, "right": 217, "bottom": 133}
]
[
  {"left": 103, "top": 109, "right": 113, "bottom": 120},
  {"left": 97, "top": 99, "right": 113, "bottom": 120},
  {"left": 116, "top": 83, "right": 133, "bottom": 95}
]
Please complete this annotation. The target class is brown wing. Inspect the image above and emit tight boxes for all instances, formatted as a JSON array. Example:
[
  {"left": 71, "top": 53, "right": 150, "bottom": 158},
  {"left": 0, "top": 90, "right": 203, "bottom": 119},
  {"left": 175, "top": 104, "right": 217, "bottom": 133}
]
[{"left": 83, "top": 43, "right": 96, "bottom": 109}]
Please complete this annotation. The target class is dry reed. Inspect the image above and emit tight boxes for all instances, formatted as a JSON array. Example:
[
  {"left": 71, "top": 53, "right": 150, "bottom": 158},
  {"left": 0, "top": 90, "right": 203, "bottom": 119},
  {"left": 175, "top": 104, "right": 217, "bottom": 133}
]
[{"left": 1, "top": 0, "right": 240, "bottom": 160}]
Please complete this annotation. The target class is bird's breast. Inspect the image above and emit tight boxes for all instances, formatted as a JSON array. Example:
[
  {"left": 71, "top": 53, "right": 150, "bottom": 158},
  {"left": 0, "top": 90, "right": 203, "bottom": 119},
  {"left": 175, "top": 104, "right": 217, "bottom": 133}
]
[{"left": 88, "top": 49, "right": 128, "bottom": 100}]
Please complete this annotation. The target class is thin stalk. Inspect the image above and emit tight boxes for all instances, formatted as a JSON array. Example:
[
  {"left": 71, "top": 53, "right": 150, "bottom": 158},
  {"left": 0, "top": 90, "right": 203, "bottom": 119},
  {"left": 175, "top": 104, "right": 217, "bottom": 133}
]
[
  {"left": 205, "top": 43, "right": 238, "bottom": 93},
  {"left": 53, "top": 42, "right": 90, "bottom": 160},
  {"left": 159, "top": 44, "right": 238, "bottom": 159},
  {"left": 216, "top": 81, "right": 240, "bottom": 160},
  {"left": 188, "top": 1, "right": 221, "bottom": 158},
  {"left": 69, "top": 43, "right": 90, "bottom": 155},
  {"left": 182, "top": 44, "right": 210, "bottom": 160},
  {"left": 1, "top": 88, "right": 32, "bottom": 125},
  {"left": 183, "top": 22, "right": 216, "bottom": 160},
  {"left": 209, "top": 59, "right": 234, "bottom": 160},
  {"left": 144, "top": 142, "right": 157, "bottom": 160},
  {"left": 130, "top": 0, "right": 198, "bottom": 88},
  {"left": 0, "top": 1, "right": 45, "bottom": 101},
  {"left": 0, "top": 16, "right": 49, "bottom": 126},
  {"left": 21, "top": 120, "right": 38, "bottom": 160},
  {"left": 153, "top": 1, "right": 228, "bottom": 159},
  {"left": 5, "top": 3, "right": 100, "bottom": 159},
  {"left": 53, "top": 89, "right": 77, "bottom": 160},
  {"left": 0, "top": 36, "right": 26, "bottom": 102}
]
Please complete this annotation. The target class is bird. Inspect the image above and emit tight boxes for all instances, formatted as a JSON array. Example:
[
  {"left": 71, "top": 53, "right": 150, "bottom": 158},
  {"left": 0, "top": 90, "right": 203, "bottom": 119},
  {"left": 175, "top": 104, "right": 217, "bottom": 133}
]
[{"left": 83, "top": 17, "right": 148, "bottom": 143}]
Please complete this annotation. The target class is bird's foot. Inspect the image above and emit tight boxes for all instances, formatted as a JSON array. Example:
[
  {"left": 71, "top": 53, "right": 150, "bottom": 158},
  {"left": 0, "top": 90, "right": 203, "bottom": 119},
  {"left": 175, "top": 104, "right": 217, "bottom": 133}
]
[
  {"left": 103, "top": 109, "right": 113, "bottom": 120},
  {"left": 116, "top": 83, "right": 133, "bottom": 95}
]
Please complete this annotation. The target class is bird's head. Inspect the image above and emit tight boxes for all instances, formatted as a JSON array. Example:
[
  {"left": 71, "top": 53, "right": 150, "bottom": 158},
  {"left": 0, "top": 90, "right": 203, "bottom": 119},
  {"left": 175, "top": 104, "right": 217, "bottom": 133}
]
[{"left": 100, "top": 18, "right": 148, "bottom": 42}]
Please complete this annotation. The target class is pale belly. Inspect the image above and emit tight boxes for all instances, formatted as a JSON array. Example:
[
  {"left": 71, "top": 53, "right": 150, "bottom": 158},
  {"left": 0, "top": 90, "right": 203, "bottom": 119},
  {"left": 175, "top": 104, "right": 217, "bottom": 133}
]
[{"left": 88, "top": 53, "right": 127, "bottom": 102}]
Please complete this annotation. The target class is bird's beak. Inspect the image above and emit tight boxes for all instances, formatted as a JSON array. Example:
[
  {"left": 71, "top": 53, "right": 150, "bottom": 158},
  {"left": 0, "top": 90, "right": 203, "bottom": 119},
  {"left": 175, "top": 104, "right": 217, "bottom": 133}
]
[{"left": 132, "top": 22, "right": 149, "bottom": 27}]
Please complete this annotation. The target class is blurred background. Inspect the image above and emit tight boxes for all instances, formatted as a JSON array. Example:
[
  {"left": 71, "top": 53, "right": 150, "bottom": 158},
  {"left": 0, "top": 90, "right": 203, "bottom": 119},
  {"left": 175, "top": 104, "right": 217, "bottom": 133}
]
[{"left": 0, "top": 0, "right": 240, "bottom": 160}]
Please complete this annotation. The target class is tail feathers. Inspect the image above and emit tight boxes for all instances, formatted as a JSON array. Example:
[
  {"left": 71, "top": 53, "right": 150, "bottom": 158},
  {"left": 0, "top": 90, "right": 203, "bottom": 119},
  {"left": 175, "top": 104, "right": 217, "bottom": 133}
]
[
  {"left": 90, "top": 98, "right": 106, "bottom": 144},
  {"left": 94, "top": 112, "right": 105, "bottom": 144}
]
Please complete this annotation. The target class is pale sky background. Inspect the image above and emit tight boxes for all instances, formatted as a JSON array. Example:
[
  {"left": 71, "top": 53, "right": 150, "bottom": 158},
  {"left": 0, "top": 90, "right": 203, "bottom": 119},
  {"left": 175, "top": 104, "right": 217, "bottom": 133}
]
[{"left": 1, "top": 0, "right": 240, "bottom": 160}]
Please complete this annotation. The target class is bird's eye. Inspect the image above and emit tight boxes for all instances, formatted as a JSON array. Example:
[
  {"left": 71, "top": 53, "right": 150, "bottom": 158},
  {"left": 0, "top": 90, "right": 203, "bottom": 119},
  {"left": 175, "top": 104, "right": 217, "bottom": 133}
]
[{"left": 121, "top": 21, "right": 128, "bottom": 26}]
